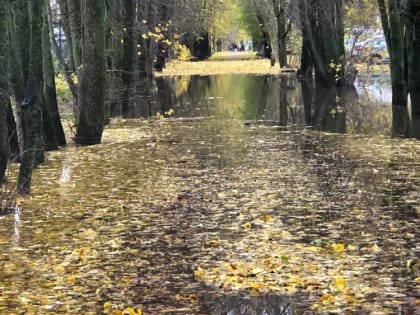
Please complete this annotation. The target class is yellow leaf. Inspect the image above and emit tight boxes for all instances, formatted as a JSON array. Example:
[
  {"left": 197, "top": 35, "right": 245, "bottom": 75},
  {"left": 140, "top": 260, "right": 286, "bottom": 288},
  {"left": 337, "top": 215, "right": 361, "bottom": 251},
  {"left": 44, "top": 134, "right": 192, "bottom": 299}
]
[
  {"left": 262, "top": 214, "right": 272, "bottom": 222},
  {"left": 67, "top": 275, "right": 76, "bottom": 284},
  {"left": 308, "top": 246, "right": 319, "bottom": 252},
  {"left": 243, "top": 222, "right": 251, "bottom": 230},
  {"left": 122, "top": 307, "right": 136, "bottom": 315},
  {"left": 331, "top": 243, "right": 345, "bottom": 252},
  {"left": 194, "top": 267, "right": 205, "bottom": 279},
  {"left": 136, "top": 308, "right": 143, "bottom": 315},
  {"left": 207, "top": 239, "right": 219, "bottom": 246},
  {"left": 318, "top": 293, "right": 335, "bottom": 305},
  {"left": 371, "top": 243, "right": 381, "bottom": 252},
  {"left": 189, "top": 293, "right": 198, "bottom": 303},
  {"left": 335, "top": 276, "right": 347, "bottom": 292},
  {"left": 103, "top": 301, "right": 112, "bottom": 313},
  {"left": 346, "top": 244, "right": 357, "bottom": 251}
]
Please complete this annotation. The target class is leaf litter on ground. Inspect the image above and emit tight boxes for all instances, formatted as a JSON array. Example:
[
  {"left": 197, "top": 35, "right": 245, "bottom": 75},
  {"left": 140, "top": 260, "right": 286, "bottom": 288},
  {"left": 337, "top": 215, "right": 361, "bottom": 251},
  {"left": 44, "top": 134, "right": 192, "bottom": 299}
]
[{"left": 0, "top": 116, "right": 419, "bottom": 314}]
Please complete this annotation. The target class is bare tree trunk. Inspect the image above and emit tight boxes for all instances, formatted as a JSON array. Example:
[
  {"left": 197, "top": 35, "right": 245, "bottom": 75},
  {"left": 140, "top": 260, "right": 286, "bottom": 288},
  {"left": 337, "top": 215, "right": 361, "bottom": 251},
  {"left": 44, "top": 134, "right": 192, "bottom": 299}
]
[
  {"left": 67, "top": 0, "right": 82, "bottom": 71},
  {"left": 299, "top": 0, "right": 345, "bottom": 87},
  {"left": 377, "top": 0, "right": 410, "bottom": 136},
  {"left": 17, "top": 0, "right": 45, "bottom": 194},
  {"left": 75, "top": 0, "right": 106, "bottom": 145},
  {"left": 56, "top": 0, "right": 75, "bottom": 71},
  {"left": 272, "top": 0, "right": 289, "bottom": 67},
  {"left": 406, "top": 0, "right": 420, "bottom": 137},
  {"left": 42, "top": 0, "right": 66, "bottom": 149},
  {"left": 0, "top": 0, "right": 10, "bottom": 183},
  {"left": 121, "top": 0, "right": 136, "bottom": 116}
]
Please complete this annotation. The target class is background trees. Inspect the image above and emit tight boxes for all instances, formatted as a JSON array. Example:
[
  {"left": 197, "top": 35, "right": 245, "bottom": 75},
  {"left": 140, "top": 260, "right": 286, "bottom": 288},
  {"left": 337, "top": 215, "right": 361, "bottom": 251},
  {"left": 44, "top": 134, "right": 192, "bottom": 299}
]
[{"left": 1, "top": 0, "right": 420, "bottom": 194}]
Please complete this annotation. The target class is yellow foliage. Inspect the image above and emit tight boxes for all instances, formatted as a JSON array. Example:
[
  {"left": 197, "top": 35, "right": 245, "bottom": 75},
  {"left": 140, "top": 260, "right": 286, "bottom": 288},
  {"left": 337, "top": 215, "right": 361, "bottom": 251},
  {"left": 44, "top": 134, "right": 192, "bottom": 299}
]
[
  {"left": 174, "top": 42, "right": 191, "bottom": 61},
  {"left": 346, "top": 244, "right": 357, "bottom": 251},
  {"left": 261, "top": 214, "right": 272, "bottom": 222},
  {"left": 194, "top": 267, "right": 205, "bottom": 279},
  {"left": 243, "top": 222, "right": 252, "bottom": 230},
  {"left": 207, "top": 239, "right": 220, "bottom": 246},
  {"left": 335, "top": 276, "right": 347, "bottom": 292},
  {"left": 318, "top": 293, "right": 335, "bottom": 305},
  {"left": 331, "top": 243, "right": 345, "bottom": 252},
  {"left": 121, "top": 307, "right": 142, "bottom": 315}
]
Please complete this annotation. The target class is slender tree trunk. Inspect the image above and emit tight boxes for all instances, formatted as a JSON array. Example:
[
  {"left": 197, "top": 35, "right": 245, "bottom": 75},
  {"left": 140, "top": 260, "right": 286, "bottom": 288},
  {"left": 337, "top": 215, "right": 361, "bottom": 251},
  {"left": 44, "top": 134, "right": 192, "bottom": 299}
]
[
  {"left": 67, "top": 0, "right": 82, "bottom": 71},
  {"left": 75, "top": 0, "right": 106, "bottom": 145},
  {"left": 56, "top": 0, "right": 75, "bottom": 71},
  {"left": 9, "top": 1, "right": 27, "bottom": 160},
  {"left": 47, "top": 1, "right": 79, "bottom": 122},
  {"left": 17, "top": 0, "right": 45, "bottom": 194},
  {"left": 273, "top": 0, "right": 289, "bottom": 67},
  {"left": 104, "top": 0, "right": 123, "bottom": 121},
  {"left": 42, "top": 0, "right": 66, "bottom": 149},
  {"left": 121, "top": 0, "right": 136, "bottom": 116},
  {"left": 0, "top": 0, "right": 10, "bottom": 183}
]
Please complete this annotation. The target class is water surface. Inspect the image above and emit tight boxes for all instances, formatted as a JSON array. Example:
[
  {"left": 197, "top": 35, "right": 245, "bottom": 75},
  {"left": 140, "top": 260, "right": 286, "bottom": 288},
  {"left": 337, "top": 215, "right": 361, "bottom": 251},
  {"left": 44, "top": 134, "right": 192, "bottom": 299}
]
[{"left": 1, "top": 74, "right": 419, "bottom": 314}]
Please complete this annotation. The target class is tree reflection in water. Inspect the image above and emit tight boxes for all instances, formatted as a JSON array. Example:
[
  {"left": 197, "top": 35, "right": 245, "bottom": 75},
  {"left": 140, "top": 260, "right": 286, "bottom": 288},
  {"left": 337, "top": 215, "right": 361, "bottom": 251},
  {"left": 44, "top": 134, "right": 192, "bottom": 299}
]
[
  {"left": 200, "top": 293, "right": 296, "bottom": 315},
  {"left": 154, "top": 74, "right": 393, "bottom": 136}
]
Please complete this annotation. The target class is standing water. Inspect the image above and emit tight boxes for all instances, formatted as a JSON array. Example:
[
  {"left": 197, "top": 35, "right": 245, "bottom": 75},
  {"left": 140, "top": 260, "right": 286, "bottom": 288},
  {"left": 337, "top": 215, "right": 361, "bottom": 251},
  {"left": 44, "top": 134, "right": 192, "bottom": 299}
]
[{"left": 1, "top": 75, "right": 419, "bottom": 314}]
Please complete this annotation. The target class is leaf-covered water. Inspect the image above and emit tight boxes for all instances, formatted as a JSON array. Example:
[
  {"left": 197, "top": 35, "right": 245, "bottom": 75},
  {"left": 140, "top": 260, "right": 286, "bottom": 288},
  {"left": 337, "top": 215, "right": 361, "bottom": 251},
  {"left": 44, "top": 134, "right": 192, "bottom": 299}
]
[{"left": 1, "top": 75, "right": 419, "bottom": 314}]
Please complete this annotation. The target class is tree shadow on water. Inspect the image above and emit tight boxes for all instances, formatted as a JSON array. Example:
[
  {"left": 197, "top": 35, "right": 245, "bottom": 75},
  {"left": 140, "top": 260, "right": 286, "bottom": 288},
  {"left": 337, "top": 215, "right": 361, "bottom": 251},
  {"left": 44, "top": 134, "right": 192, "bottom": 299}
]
[{"left": 200, "top": 292, "right": 306, "bottom": 315}]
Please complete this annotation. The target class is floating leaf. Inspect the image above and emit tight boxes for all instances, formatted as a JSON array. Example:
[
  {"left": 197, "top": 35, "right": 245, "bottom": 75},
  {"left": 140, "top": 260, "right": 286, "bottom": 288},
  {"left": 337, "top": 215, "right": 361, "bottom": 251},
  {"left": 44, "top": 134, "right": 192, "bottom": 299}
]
[{"left": 335, "top": 276, "right": 347, "bottom": 292}]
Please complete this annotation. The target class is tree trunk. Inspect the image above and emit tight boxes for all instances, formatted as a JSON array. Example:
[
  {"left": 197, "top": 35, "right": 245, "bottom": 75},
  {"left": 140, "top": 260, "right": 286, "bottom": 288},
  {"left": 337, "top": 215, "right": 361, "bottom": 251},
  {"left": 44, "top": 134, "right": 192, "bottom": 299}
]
[
  {"left": 56, "top": 0, "right": 75, "bottom": 71},
  {"left": 67, "top": 0, "right": 82, "bottom": 71},
  {"left": 299, "top": 0, "right": 345, "bottom": 87},
  {"left": 121, "top": 0, "right": 136, "bottom": 116},
  {"left": 104, "top": 0, "right": 123, "bottom": 121},
  {"left": 75, "top": 0, "right": 106, "bottom": 145},
  {"left": 377, "top": 0, "right": 410, "bottom": 136},
  {"left": 42, "top": 0, "right": 66, "bottom": 149},
  {"left": 17, "top": 0, "right": 45, "bottom": 194},
  {"left": 0, "top": 0, "right": 10, "bottom": 183},
  {"left": 406, "top": 0, "right": 420, "bottom": 137},
  {"left": 272, "top": 0, "right": 289, "bottom": 67}
]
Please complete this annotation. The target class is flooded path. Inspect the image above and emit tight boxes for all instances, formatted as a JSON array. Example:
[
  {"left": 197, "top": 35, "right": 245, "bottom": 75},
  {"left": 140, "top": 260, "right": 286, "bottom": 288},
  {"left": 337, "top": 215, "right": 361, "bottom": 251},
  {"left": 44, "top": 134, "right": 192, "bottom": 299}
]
[{"left": 1, "top": 75, "right": 419, "bottom": 314}]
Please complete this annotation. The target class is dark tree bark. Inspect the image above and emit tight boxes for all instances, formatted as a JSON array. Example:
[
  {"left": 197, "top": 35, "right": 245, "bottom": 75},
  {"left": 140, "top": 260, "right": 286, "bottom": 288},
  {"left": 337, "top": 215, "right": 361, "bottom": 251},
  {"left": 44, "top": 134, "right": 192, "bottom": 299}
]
[
  {"left": 192, "top": 33, "right": 211, "bottom": 60},
  {"left": 0, "top": 0, "right": 10, "bottom": 184},
  {"left": 127, "top": 0, "right": 155, "bottom": 118},
  {"left": 6, "top": 104, "right": 19, "bottom": 160},
  {"left": 377, "top": 0, "right": 410, "bottom": 136},
  {"left": 104, "top": 0, "right": 123, "bottom": 121},
  {"left": 67, "top": 0, "right": 82, "bottom": 71},
  {"left": 272, "top": 0, "right": 290, "bottom": 67},
  {"left": 121, "top": 0, "right": 136, "bottom": 116},
  {"left": 298, "top": 37, "right": 313, "bottom": 77},
  {"left": 42, "top": 0, "right": 66, "bottom": 149},
  {"left": 298, "top": 0, "right": 345, "bottom": 87},
  {"left": 56, "top": 0, "right": 75, "bottom": 71},
  {"left": 75, "top": 0, "right": 106, "bottom": 145},
  {"left": 406, "top": 0, "right": 420, "bottom": 137},
  {"left": 17, "top": 0, "right": 45, "bottom": 194}
]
